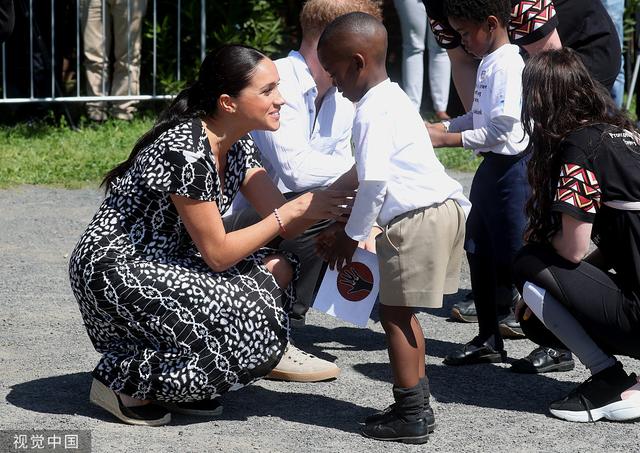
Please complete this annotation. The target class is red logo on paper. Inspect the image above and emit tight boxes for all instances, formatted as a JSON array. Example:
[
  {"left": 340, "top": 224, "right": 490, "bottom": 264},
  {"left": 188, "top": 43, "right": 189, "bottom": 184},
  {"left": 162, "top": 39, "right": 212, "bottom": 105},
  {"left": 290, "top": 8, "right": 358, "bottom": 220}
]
[{"left": 336, "top": 262, "right": 374, "bottom": 302}]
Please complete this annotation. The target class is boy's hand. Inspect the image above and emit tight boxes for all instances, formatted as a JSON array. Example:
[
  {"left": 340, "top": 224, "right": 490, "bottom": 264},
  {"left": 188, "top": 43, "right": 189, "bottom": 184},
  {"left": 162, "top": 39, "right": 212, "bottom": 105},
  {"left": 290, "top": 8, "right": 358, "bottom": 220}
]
[
  {"left": 425, "top": 121, "right": 446, "bottom": 133},
  {"left": 359, "top": 225, "right": 382, "bottom": 253},
  {"left": 425, "top": 122, "right": 463, "bottom": 148},
  {"left": 316, "top": 225, "right": 358, "bottom": 271},
  {"left": 316, "top": 222, "right": 343, "bottom": 248}
]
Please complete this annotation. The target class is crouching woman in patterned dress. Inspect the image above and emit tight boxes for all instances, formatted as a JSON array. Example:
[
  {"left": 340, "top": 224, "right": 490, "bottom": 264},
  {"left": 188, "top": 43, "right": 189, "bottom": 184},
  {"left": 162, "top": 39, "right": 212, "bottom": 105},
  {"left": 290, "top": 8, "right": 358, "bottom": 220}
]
[{"left": 68, "top": 44, "right": 353, "bottom": 426}]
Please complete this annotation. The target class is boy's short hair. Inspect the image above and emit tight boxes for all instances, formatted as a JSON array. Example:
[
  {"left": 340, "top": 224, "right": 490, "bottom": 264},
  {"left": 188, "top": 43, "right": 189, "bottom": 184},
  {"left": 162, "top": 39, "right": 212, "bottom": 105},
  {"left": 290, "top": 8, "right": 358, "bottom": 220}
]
[
  {"left": 443, "top": 0, "right": 512, "bottom": 26},
  {"left": 300, "top": 0, "right": 382, "bottom": 40}
]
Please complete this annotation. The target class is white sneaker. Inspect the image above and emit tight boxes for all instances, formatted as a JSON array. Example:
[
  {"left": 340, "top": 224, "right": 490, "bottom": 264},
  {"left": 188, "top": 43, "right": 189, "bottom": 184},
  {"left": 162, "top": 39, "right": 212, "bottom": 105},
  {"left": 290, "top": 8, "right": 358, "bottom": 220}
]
[{"left": 266, "top": 344, "right": 340, "bottom": 382}]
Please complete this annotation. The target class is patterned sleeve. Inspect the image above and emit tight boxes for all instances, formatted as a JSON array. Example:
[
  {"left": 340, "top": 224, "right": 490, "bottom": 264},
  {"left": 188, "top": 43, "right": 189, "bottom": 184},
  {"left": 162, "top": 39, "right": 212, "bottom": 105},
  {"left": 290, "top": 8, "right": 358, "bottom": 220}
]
[
  {"left": 425, "top": 1, "right": 461, "bottom": 49},
  {"left": 426, "top": 1, "right": 558, "bottom": 49},
  {"left": 508, "top": 0, "right": 558, "bottom": 47},
  {"left": 237, "top": 135, "right": 263, "bottom": 172},
  {"left": 142, "top": 125, "right": 218, "bottom": 201},
  {"left": 551, "top": 137, "right": 601, "bottom": 223}
]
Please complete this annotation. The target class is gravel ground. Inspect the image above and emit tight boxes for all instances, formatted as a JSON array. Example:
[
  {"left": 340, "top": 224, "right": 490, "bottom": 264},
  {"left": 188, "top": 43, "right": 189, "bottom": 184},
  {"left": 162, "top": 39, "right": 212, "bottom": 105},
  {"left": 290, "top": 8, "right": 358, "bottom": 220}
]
[{"left": 1, "top": 171, "right": 639, "bottom": 453}]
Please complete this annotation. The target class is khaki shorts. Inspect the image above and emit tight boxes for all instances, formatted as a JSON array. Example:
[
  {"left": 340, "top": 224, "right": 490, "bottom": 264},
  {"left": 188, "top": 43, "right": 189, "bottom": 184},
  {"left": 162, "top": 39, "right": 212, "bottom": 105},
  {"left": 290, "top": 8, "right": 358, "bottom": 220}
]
[{"left": 376, "top": 198, "right": 466, "bottom": 308}]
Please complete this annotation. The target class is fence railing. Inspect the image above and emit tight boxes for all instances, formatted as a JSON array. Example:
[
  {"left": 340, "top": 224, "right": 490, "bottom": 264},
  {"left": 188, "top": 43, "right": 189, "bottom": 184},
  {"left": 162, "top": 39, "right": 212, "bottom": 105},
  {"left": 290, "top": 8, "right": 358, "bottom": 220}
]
[{"left": 0, "top": 0, "right": 209, "bottom": 103}]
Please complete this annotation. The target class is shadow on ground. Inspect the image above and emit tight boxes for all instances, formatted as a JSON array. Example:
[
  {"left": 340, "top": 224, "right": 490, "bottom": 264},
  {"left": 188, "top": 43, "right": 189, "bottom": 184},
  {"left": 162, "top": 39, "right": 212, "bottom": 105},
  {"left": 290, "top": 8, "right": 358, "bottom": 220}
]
[
  {"left": 291, "top": 289, "right": 469, "bottom": 362},
  {"left": 352, "top": 358, "right": 577, "bottom": 416},
  {"left": 5, "top": 373, "right": 376, "bottom": 432}
]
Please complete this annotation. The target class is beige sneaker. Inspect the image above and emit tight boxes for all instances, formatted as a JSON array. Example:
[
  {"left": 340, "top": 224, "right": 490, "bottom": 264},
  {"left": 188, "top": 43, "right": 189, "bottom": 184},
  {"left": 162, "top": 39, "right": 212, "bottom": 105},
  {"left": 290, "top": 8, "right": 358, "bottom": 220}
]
[{"left": 266, "top": 344, "right": 340, "bottom": 382}]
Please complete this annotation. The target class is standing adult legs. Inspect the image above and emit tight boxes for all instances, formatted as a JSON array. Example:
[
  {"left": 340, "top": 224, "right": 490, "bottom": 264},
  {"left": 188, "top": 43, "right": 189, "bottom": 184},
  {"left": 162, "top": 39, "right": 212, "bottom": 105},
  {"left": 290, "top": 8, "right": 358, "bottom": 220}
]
[
  {"left": 392, "top": 0, "right": 426, "bottom": 110},
  {"left": 426, "top": 25, "right": 450, "bottom": 119},
  {"left": 601, "top": 0, "right": 625, "bottom": 107},
  {"left": 110, "top": 0, "right": 146, "bottom": 119},
  {"left": 82, "top": 0, "right": 112, "bottom": 120}
]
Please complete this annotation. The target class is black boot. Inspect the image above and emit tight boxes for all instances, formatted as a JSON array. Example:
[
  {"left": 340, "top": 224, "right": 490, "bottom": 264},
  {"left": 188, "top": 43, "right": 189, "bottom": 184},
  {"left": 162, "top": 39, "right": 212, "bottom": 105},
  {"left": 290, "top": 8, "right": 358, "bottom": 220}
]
[
  {"left": 364, "top": 377, "right": 436, "bottom": 432},
  {"left": 361, "top": 383, "right": 429, "bottom": 444},
  {"left": 421, "top": 375, "right": 436, "bottom": 432}
]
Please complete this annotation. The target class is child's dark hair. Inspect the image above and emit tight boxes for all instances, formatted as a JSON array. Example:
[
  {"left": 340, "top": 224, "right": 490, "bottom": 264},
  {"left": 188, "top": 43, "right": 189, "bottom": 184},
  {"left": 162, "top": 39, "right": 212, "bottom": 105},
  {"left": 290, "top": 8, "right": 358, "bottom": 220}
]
[
  {"left": 522, "top": 48, "right": 636, "bottom": 243},
  {"left": 101, "top": 44, "right": 266, "bottom": 191},
  {"left": 443, "top": 0, "right": 512, "bottom": 25}
]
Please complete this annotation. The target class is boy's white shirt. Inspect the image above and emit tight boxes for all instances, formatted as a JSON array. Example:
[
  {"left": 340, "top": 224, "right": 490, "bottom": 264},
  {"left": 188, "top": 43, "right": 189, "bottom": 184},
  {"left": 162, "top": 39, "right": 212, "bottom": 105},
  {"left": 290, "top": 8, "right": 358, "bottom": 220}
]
[
  {"left": 446, "top": 44, "right": 529, "bottom": 155},
  {"left": 250, "top": 50, "right": 355, "bottom": 193},
  {"left": 345, "top": 79, "right": 471, "bottom": 242}
]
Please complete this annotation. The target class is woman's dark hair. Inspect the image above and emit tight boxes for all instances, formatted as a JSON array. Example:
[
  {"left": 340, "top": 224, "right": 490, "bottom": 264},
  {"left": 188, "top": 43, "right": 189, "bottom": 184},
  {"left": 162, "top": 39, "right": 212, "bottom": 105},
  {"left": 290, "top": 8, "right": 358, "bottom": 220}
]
[
  {"left": 521, "top": 48, "right": 636, "bottom": 243},
  {"left": 101, "top": 44, "right": 266, "bottom": 190},
  {"left": 443, "top": 0, "right": 511, "bottom": 26}
]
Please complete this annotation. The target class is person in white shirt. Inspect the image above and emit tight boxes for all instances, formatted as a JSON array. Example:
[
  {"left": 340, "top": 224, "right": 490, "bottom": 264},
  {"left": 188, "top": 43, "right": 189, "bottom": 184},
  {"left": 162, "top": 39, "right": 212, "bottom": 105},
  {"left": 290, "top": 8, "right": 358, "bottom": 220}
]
[
  {"left": 223, "top": 0, "right": 382, "bottom": 383},
  {"left": 317, "top": 12, "right": 470, "bottom": 443},
  {"left": 427, "top": 0, "right": 531, "bottom": 367}
]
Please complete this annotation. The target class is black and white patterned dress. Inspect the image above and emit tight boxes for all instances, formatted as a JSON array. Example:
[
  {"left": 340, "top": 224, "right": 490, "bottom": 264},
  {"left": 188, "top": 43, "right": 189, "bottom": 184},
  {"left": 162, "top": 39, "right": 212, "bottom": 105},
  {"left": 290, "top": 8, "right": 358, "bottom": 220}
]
[{"left": 69, "top": 119, "right": 296, "bottom": 402}]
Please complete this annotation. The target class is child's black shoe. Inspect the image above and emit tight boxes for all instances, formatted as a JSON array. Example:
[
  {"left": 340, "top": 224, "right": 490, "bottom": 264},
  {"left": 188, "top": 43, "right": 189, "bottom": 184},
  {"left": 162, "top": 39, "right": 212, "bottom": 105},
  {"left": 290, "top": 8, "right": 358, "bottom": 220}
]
[
  {"left": 362, "top": 382, "right": 429, "bottom": 443},
  {"left": 364, "top": 404, "right": 435, "bottom": 433},
  {"left": 361, "top": 410, "right": 429, "bottom": 444}
]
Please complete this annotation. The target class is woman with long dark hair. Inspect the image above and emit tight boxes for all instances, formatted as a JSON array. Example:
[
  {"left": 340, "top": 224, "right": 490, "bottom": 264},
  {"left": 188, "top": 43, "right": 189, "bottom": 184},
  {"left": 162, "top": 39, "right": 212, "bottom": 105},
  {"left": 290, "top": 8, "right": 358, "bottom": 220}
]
[
  {"left": 514, "top": 48, "right": 640, "bottom": 423},
  {"left": 68, "top": 44, "right": 352, "bottom": 426}
]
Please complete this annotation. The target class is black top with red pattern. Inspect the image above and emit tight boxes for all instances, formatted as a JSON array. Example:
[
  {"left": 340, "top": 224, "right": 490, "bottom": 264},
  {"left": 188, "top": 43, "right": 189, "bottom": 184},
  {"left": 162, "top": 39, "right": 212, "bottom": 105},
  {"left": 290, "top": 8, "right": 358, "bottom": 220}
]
[{"left": 552, "top": 124, "right": 640, "bottom": 299}]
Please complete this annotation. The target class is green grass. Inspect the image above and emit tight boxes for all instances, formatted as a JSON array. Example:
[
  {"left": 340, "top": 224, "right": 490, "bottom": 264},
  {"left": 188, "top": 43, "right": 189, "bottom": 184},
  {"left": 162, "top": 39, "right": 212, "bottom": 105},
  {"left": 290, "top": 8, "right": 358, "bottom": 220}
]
[
  {"left": 0, "top": 117, "right": 154, "bottom": 188},
  {"left": 0, "top": 117, "right": 478, "bottom": 189},
  {"left": 436, "top": 147, "right": 480, "bottom": 172}
]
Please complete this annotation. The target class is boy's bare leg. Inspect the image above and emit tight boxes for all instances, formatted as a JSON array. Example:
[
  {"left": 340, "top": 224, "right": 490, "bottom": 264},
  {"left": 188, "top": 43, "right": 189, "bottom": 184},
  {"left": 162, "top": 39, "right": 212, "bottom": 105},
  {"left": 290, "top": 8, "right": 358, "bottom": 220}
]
[
  {"left": 379, "top": 305, "right": 422, "bottom": 387},
  {"left": 412, "top": 314, "right": 426, "bottom": 379}
]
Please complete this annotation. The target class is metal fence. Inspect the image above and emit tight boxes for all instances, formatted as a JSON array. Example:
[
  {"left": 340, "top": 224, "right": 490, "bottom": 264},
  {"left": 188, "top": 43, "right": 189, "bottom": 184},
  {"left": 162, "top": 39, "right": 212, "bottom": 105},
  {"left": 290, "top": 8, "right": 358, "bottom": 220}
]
[{"left": 0, "top": 0, "right": 209, "bottom": 104}]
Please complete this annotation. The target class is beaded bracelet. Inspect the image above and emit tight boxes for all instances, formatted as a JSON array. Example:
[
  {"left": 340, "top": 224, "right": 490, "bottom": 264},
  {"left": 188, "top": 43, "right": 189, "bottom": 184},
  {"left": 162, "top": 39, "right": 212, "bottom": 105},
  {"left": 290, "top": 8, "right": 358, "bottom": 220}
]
[{"left": 273, "top": 208, "right": 287, "bottom": 234}]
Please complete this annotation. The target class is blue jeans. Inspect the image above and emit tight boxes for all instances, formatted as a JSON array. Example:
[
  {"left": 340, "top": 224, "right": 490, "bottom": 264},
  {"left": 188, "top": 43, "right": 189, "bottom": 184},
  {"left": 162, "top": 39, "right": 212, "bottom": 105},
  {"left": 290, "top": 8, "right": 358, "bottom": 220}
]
[
  {"left": 601, "top": 0, "right": 625, "bottom": 107},
  {"left": 393, "top": 0, "right": 427, "bottom": 110}
]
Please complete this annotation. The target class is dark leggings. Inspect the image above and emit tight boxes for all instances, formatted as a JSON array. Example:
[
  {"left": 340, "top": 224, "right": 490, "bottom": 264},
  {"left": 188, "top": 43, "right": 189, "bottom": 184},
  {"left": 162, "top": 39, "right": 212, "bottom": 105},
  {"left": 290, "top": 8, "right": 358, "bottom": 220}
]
[{"left": 514, "top": 243, "right": 640, "bottom": 360}]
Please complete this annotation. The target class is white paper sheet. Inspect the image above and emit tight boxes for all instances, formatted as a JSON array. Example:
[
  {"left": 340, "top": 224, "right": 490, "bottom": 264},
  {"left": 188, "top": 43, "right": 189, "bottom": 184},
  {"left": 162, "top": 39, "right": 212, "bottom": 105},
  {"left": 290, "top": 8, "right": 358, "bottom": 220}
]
[{"left": 312, "top": 248, "right": 379, "bottom": 327}]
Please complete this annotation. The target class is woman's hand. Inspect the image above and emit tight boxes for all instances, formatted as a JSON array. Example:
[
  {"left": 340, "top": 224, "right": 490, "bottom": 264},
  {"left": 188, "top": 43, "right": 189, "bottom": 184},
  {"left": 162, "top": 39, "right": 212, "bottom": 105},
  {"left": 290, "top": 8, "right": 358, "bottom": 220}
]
[{"left": 287, "top": 189, "right": 355, "bottom": 221}]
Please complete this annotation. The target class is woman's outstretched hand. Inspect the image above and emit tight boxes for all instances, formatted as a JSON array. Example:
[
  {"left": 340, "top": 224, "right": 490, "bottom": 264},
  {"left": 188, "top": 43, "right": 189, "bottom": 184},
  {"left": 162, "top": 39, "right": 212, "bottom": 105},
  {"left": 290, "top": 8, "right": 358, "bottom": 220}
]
[{"left": 294, "top": 189, "right": 355, "bottom": 221}]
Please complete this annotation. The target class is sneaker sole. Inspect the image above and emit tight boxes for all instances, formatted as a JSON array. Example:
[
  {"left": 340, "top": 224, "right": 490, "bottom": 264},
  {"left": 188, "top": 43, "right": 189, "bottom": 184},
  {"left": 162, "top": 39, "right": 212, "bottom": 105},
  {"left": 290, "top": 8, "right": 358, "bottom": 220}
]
[
  {"left": 498, "top": 323, "right": 526, "bottom": 339},
  {"left": 265, "top": 367, "right": 340, "bottom": 383},
  {"left": 450, "top": 307, "right": 478, "bottom": 323},
  {"left": 89, "top": 379, "right": 171, "bottom": 427},
  {"left": 361, "top": 430, "right": 429, "bottom": 444},
  {"left": 550, "top": 393, "right": 640, "bottom": 423}
]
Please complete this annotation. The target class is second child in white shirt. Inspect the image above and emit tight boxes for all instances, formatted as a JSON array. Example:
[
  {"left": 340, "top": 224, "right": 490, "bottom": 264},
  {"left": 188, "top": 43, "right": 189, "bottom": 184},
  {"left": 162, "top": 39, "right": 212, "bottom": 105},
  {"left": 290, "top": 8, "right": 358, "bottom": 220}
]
[
  {"left": 317, "top": 12, "right": 470, "bottom": 444},
  {"left": 427, "top": 0, "right": 533, "bottom": 368}
]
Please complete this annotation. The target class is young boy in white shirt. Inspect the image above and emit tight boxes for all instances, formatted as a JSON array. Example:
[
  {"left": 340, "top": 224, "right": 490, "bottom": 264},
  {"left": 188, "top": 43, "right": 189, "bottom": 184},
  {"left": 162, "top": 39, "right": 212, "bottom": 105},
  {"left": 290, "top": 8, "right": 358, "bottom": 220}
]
[
  {"left": 317, "top": 12, "right": 471, "bottom": 444},
  {"left": 224, "top": 0, "right": 382, "bottom": 384},
  {"left": 427, "top": 0, "right": 531, "bottom": 367}
]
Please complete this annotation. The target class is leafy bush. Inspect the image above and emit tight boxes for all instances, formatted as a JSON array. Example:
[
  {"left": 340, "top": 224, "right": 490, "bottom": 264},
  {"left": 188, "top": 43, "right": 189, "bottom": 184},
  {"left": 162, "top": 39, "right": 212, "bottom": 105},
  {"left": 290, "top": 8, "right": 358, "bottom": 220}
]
[{"left": 141, "top": 0, "right": 296, "bottom": 94}]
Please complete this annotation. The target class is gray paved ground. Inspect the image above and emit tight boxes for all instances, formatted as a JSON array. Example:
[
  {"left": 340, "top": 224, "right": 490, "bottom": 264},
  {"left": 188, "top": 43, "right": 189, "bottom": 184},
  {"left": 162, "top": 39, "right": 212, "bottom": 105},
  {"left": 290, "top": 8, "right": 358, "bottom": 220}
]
[{"left": 1, "top": 171, "right": 639, "bottom": 453}]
